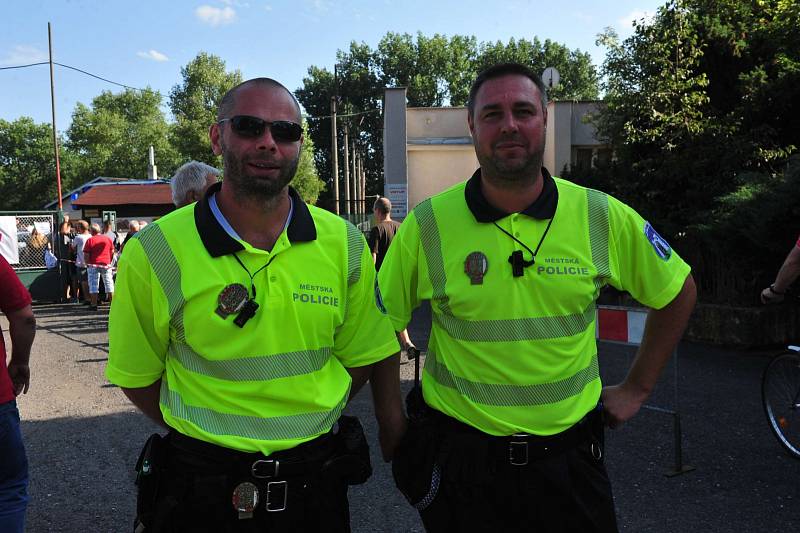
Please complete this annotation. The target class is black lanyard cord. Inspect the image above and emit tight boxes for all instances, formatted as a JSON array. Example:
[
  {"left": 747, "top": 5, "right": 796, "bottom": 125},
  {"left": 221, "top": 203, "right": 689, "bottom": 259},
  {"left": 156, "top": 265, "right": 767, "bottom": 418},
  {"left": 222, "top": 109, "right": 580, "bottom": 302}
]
[
  {"left": 232, "top": 253, "right": 275, "bottom": 299},
  {"left": 493, "top": 216, "right": 554, "bottom": 276}
]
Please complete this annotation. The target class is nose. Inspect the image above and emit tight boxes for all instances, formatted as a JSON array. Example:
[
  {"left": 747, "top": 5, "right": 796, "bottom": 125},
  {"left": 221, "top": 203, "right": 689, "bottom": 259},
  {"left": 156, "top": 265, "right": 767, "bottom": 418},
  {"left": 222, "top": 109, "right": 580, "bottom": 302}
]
[
  {"left": 255, "top": 126, "right": 278, "bottom": 151},
  {"left": 499, "top": 113, "right": 519, "bottom": 134}
]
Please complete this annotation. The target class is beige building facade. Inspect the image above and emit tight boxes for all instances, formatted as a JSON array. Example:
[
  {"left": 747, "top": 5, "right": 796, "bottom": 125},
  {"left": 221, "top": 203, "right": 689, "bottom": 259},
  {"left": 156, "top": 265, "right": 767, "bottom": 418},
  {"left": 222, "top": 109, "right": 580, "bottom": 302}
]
[{"left": 383, "top": 87, "right": 606, "bottom": 219}]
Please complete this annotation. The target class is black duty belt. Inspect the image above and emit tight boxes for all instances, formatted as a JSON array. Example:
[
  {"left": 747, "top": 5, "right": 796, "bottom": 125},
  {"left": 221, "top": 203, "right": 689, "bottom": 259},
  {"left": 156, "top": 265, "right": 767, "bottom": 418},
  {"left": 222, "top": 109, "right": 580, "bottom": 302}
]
[
  {"left": 167, "top": 430, "right": 335, "bottom": 479},
  {"left": 430, "top": 408, "right": 598, "bottom": 466}
]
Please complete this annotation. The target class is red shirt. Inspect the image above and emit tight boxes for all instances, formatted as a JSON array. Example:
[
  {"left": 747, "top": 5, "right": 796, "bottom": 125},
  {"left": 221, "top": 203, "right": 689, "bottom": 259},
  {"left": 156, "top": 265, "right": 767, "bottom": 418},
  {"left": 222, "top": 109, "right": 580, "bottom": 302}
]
[
  {"left": 0, "top": 254, "right": 32, "bottom": 404},
  {"left": 84, "top": 234, "right": 115, "bottom": 266}
]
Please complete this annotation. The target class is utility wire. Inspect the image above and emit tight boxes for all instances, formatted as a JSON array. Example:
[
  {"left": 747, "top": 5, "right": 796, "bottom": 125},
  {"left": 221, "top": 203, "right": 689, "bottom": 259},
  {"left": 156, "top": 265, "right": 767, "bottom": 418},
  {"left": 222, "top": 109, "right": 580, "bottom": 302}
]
[
  {"left": 304, "top": 108, "right": 382, "bottom": 121},
  {"left": 54, "top": 62, "right": 145, "bottom": 91},
  {"left": 0, "top": 61, "right": 49, "bottom": 70},
  {"left": 3, "top": 60, "right": 383, "bottom": 121},
  {"left": 0, "top": 59, "right": 146, "bottom": 91}
]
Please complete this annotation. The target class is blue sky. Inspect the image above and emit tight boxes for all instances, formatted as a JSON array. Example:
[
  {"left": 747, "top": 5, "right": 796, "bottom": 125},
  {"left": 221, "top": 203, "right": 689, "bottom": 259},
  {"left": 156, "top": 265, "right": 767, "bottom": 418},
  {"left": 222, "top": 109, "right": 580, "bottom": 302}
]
[{"left": 2, "top": 0, "right": 663, "bottom": 132}]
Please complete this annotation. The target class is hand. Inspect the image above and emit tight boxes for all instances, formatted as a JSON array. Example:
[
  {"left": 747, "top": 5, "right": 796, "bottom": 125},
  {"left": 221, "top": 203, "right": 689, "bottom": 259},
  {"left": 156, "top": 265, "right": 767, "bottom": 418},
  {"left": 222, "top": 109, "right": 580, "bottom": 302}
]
[
  {"left": 378, "top": 410, "right": 408, "bottom": 462},
  {"left": 761, "top": 286, "right": 785, "bottom": 304},
  {"left": 600, "top": 383, "right": 647, "bottom": 429},
  {"left": 7, "top": 362, "right": 30, "bottom": 396}
]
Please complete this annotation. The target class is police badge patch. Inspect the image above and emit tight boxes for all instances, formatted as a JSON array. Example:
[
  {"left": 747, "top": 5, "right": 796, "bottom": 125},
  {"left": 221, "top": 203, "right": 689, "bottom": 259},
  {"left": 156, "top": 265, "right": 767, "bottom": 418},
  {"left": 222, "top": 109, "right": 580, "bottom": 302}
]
[
  {"left": 374, "top": 279, "right": 387, "bottom": 314},
  {"left": 644, "top": 222, "right": 672, "bottom": 261}
]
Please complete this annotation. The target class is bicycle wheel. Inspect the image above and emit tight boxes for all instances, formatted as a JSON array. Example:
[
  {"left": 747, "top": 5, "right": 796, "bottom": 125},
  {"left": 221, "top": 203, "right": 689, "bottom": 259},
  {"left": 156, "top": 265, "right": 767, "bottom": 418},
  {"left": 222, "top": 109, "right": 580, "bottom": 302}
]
[{"left": 762, "top": 351, "right": 800, "bottom": 459}]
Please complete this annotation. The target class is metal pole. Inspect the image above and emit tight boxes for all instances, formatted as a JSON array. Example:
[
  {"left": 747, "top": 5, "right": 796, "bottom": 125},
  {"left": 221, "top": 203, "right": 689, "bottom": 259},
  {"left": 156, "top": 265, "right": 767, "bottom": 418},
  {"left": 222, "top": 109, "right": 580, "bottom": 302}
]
[
  {"left": 360, "top": 155, "right": 367, "bottom": 216},
  {"left": 350, "top": 140, "right": 358, "bottom": 218},
  {"left": 330, "top": 96, "right": 339, "bottom": 215},
  {"left": 343, "top": 123, "right": 350, "bottom": 217},
  {"left": 48, "top": 22, "right": 63, "bottom": 211}
]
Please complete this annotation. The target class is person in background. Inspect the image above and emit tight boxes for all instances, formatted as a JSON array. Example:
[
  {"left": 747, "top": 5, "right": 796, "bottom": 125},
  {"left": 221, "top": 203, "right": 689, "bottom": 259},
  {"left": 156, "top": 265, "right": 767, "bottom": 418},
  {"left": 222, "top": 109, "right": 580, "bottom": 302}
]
[
  {"left": 71, "top": 220, "right": 91, "bottom": 304},
  {"left": 171, "top": 161, "right": 221, "bottom": 208},
  {"left": 761, "top": 235, "right": 800, "bottom": 304},
  {"left": 368, "top": 197, "right": 415, "bottom": 357},
  {"left": 102, "top": 220, "right": 119, "bottom": 252},
  {"left": 83, "top": 223, "right": 115, "bottom": 311},
  {"left": 119, "top": 220, "right": 140, "bottom": 253},
  {"left": 0, "top": 252, "right": 36, "bottom": 533}
]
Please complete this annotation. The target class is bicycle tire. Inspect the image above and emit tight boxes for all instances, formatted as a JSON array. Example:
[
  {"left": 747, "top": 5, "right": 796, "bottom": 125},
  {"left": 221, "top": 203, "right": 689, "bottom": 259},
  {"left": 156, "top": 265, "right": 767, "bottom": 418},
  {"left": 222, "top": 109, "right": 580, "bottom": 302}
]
[{"left": 762, "top": 351, "right": 800, "bottom": 459}]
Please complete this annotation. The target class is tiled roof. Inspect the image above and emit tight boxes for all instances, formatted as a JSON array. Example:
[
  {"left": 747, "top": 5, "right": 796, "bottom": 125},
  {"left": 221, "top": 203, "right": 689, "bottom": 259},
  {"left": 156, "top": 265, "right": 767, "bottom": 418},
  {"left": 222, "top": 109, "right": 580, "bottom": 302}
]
[{"left": 72, "top": 182, "right": 173, "bottom": 206}]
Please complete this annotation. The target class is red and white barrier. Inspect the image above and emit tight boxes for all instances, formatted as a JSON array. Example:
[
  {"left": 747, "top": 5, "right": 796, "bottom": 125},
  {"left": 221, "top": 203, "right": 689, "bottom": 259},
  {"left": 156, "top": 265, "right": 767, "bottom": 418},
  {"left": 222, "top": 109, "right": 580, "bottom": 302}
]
[{"left": 596, "top": 305, "right": 648, "bottom": 345}]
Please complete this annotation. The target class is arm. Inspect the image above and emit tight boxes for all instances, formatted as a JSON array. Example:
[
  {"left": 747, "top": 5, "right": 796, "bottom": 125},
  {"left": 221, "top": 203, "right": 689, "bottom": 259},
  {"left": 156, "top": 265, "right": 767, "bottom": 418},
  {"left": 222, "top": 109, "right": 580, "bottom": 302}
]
[
  {"left": 761, "top": 243, "right": 800, "bottom": 304},
  {"left": 121, "top": 380, "right": 167, "bottom": 429},
  {"left": 345, "top": 365, "right": 372, "bottom": 399},
  {"left": 601, "top": 274, "right": 697, "bottom": 428},
  {"left": 6, "top": 304, "right": 36, "bottom": 395},
  {"left": 368, "top": 352, "right": 406, "bottom": 461}
]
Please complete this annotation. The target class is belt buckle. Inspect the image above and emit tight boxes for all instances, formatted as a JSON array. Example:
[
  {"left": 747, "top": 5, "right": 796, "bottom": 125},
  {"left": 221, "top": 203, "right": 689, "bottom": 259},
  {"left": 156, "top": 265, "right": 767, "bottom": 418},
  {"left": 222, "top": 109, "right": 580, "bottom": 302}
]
[
  {"left": 251, "top": 459, "right": 280, "bottom": 479},
  {"left": 509, "top": 434, "right": 529, "bottom": 466},
  {"left": 266, "top": 480, "right": 288, "bottom": 512}
]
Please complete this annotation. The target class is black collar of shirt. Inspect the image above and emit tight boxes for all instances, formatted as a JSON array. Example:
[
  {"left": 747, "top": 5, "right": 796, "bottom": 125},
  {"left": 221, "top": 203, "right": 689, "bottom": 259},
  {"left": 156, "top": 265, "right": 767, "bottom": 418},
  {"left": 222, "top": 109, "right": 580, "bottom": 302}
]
[
  {"left": 464, "top": 167, "right": 558, "bottom": 222},
  {"left": 194, "top": 181, "right": 317, "bottom": 258}
]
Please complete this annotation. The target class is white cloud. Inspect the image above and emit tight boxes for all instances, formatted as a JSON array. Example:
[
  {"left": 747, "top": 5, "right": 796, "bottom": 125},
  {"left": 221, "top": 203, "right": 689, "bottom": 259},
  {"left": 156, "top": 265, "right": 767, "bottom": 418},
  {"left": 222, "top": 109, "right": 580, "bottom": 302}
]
[
  {"left": 264, "top": 4, "right": 272, "bottom": 11},
  {"left": 0, "top": 45, "right": 48, "bottom": 66},
  {"left": 308, "top": 0, "right": 332, "bottom": 14},
  {"left": 221, "top": 0, "right": 250, "bottom": 6},
  {"left": 137, "top": 49, "right": 169, "bottom": 62},
  {"left": 618, "top": 9, "right": 655, "bottom": 32},
  {"left": 195, "top": 5, "right": 237, "bottom": 26}
]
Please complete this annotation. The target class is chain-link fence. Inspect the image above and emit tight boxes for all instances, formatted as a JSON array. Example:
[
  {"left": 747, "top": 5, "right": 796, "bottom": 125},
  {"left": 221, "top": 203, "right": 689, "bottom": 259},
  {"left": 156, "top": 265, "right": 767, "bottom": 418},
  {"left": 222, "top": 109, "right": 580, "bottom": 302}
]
[{"left": 0, "top": 213, "right": 57, "bottom": 270}]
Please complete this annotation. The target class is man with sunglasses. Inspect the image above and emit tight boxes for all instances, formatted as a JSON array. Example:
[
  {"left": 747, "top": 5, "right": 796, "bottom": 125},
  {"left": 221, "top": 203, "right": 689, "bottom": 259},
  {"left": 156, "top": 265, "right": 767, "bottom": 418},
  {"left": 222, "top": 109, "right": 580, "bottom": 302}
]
[
  {"left": 107, "top": 78, "right": 405, "bottom": 532},
  {"left": 379, "top": 63, "right": 697, "bottom": 532}
]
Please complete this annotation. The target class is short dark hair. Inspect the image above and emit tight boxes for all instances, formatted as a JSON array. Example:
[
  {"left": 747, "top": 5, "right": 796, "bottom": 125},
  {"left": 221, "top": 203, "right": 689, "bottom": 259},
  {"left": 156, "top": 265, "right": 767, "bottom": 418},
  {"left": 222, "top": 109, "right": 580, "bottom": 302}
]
[
  {"left": 467, "top": 63, "right": 548, "bottom": 117},
  {"left": 217, "top": 78, "right": 302, "bottom": 122},
  {"left": 373, "top": 197, "right": 392, "bottom": 214}
]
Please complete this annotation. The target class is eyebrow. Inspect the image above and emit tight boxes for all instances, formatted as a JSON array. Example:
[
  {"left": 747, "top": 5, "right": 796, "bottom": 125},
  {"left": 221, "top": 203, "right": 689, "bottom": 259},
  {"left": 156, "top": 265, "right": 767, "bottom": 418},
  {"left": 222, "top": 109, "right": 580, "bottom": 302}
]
[{"left": 479, "top": 101, "right": 538, "bottom": 113}]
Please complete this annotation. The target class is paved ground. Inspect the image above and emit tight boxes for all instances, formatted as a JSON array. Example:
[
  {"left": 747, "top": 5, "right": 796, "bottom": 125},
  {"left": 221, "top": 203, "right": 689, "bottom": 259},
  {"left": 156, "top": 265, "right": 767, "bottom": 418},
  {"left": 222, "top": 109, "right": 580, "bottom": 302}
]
[{"left": 5, "top": 302, "right": 800, "bottom": 532}]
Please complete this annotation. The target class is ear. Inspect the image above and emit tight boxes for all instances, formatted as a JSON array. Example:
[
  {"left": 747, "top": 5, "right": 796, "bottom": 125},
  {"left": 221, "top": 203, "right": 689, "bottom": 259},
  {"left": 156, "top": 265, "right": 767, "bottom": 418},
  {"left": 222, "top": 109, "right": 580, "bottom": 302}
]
[
  {"left": 210, "top": 123, "right": 223, "bottom": 156},
  {"left": 467, "top": 112, "right": 475, "bottom": 137}
]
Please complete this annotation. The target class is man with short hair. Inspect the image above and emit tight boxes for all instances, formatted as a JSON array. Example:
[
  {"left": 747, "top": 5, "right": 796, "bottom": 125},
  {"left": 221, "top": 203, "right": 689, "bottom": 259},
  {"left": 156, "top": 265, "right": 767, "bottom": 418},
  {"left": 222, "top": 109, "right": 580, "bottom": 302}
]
[
  {"left": 380, "top": 63, "right": 697, "bottom": 532},
  {"left": 83, "top": 223, "right": 115, "bottom": 311},
  {"left": 171, "top": 160, "right": 221, "bottom": 208},
  {"left": 119, "top": 220, "right": 139, "bottom": 253},
  {"left": 70, "top": 220, "right": 91, "bottom": 303},
  {"left": 0, "top": 252, "right": 36, "bottom": 533},
  {"left": 368, "top": 197, "right": 414, "bottom": 356},
  {"left": 107, "top": 77, "right": 405, "bottom": 532}
]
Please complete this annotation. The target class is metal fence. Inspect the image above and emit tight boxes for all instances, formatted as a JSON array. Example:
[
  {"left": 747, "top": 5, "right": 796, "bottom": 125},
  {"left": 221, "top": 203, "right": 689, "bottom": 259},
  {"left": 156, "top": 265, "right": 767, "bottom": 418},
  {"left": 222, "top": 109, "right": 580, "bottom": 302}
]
[{"left": 0, "top": 212, "right": 57, "bottom": 270}]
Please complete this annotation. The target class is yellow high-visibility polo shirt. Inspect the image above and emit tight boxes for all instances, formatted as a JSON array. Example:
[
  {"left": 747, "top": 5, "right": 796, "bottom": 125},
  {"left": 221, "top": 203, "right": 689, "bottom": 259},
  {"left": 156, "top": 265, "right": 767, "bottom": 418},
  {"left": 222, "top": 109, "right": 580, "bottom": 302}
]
[
  {"left": 106, "top": 183, "right": 399, "bottom": 454},
  {"left": 378, "top": 168, "right": 690, "bottom": 436}
]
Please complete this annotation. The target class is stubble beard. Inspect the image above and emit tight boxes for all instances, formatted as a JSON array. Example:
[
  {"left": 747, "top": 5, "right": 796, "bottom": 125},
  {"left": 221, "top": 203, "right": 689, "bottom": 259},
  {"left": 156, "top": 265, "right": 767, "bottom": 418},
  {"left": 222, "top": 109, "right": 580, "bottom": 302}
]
[
  {"left": 222, "top": 144, "right": 299, "bottom": 209},
  {"left": 477, "top": 136, "right": 546, "bottom": 188}
]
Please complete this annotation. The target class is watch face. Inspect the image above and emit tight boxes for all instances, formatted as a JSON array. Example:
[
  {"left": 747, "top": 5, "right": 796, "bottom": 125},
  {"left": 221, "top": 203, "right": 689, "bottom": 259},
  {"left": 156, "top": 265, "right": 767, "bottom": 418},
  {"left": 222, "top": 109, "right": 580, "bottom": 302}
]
[{"left": 216, "top": 283, "right": 249, "bottom": 317}]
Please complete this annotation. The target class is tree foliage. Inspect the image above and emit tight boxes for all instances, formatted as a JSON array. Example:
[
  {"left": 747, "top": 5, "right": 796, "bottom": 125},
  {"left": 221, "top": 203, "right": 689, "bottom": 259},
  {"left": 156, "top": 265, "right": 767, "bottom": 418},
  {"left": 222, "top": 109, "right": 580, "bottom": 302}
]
[
  {"left": 297, "top": 32, "right": 600, "bottom": 211},
  {"left": 169, "top": 53, "right": 242, "bottom": 166},
  {"left": 575, "top": 0, "right": 800, "bottom": 303},
  {"left": 0, "top": 118, "right": 72, "bottom": 210},
  {"left": 293, "top": 123, "right": 325, "bottom": 204},
  {"left": 66, "top": 88, "right": 180, "bottom": 181}
]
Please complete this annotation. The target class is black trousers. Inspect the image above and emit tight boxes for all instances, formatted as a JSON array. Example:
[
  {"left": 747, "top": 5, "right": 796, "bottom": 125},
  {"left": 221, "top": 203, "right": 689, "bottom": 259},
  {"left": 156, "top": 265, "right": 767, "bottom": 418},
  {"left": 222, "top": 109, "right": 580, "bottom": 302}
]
[
  {"left": 402, "top": 409, "right": 618, "bottom": 533},
  {"left": 141, "top": 432, "right": 350, "bottom": 533}
]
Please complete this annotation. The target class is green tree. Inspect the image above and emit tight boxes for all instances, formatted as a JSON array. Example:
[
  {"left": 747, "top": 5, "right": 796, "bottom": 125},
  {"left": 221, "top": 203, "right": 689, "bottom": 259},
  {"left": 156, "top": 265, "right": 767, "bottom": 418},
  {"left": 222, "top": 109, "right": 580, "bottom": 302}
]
[
  {"left": 0, "top": 117, "right": 75, "bottom": 210},
  {"left": 169, "top": 53, "right": 242, "bottom": 165},
  {"left": 292, "top": 123, "right": 325, "bottom": 204},
  {"left": 66, "top": 88, "right": 180, "bottom": 180},
  {"left": 474, "top": 37, "right": 599, "bottom": 101},
  {"left": 587, "top": 0, "right": 800, "bottom": 302}
]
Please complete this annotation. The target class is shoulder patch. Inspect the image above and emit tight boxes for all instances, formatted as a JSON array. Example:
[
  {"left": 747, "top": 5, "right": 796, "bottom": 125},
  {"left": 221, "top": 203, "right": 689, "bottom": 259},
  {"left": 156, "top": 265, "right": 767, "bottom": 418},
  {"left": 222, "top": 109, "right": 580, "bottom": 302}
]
[{"left": 644, "top": 222, "right": 672, "bottom": 261}]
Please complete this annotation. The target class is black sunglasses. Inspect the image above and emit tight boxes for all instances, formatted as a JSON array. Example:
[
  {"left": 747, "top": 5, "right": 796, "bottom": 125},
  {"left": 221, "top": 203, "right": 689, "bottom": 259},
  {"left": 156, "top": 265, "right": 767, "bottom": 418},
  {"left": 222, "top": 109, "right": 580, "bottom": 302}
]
[{"left": 218, "top": 115, "right": 303, "bottom": 142}]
